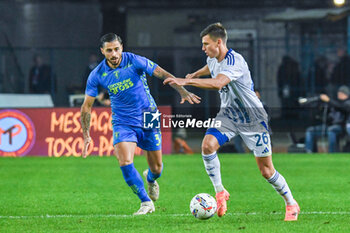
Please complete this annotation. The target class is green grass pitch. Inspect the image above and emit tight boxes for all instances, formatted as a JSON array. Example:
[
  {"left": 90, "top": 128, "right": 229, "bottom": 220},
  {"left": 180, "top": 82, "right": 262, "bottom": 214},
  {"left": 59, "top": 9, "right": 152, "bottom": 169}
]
[{"left": 1, "top": 153, "right": 350, "bottom": 232}]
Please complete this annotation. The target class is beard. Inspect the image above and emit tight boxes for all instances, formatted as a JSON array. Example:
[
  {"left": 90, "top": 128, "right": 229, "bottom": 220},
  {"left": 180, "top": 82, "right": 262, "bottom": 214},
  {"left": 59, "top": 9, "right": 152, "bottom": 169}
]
[{"left": 108, "top": 57, "right": 120, "bottom": 67}]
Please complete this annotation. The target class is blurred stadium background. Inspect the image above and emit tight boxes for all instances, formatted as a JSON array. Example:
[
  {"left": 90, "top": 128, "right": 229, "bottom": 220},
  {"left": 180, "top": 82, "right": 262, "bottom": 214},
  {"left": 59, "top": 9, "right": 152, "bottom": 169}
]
[{"left": 1, "top": 0, "right": 350, "bottom": 154}]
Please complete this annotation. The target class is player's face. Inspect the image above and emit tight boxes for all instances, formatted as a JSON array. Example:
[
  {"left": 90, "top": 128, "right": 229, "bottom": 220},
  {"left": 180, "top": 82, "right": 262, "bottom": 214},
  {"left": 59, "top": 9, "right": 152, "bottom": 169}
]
[
  {"left": 100, "top": 40, "right": 123, "bottom": 68},
  {"left": 202, "top": 35, "right": 219, "bottom": 58}
]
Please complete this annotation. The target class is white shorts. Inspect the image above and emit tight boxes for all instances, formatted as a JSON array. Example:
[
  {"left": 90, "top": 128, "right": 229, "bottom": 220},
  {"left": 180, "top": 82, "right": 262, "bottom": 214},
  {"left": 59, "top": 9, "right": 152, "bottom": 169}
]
[{"left": 206, "top": 116, "right": 272, "bottom": 157}]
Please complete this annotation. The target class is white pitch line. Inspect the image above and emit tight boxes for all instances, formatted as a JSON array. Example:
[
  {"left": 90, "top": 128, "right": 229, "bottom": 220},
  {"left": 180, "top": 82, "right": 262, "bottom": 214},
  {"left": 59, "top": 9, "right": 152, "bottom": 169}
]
[{"left": 1, "top": 211, "right": 350, "bottom": 219}]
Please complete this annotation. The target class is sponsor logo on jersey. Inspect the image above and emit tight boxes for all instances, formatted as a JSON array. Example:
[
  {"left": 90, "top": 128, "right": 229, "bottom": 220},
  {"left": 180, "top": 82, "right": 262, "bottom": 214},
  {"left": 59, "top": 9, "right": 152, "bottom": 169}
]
[{"left": 108, "top": 78, "right": 134, "bottom": 94}]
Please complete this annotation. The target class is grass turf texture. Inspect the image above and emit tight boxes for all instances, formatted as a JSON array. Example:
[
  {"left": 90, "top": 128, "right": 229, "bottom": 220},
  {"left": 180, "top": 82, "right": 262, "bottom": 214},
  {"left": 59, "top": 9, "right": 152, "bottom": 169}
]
[{"left": 0, "top": 153, "right": 349, "bottom": 233}]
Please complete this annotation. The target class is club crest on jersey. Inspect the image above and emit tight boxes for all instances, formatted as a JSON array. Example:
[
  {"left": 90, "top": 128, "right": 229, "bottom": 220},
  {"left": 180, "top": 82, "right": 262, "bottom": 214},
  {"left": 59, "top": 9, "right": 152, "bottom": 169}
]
[{"left": 114, "top": 70, "right": 120, "bottom": 79}]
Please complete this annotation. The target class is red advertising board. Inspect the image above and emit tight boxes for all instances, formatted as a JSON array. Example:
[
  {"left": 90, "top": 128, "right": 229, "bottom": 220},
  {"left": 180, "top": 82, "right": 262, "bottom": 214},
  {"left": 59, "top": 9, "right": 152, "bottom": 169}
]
[{"left": 0, "top": 106, "right": 172, "bottom": 157}]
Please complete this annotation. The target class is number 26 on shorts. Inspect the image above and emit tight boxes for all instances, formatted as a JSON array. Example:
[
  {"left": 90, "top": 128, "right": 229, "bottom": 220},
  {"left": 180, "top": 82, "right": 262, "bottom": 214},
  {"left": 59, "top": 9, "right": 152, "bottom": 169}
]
[{"left": 255, "top": 132, "right": 268, "bottom": 147}]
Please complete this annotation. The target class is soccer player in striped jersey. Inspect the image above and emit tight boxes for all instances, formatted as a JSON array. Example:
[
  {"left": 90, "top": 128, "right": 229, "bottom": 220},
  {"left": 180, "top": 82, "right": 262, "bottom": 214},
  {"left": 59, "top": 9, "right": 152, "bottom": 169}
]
[
  {"left": 81, "top": 33, "right": 200, "bottom": 215},
  {"left": 164, "top": 23, "right": 300, "bottom": 221}
]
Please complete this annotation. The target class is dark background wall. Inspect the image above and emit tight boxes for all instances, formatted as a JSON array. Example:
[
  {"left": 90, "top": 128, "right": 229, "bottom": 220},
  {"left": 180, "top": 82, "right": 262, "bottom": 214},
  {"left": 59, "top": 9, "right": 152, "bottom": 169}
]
[{"left": 0, "top": 0, "right": 348, "bottom": 108}]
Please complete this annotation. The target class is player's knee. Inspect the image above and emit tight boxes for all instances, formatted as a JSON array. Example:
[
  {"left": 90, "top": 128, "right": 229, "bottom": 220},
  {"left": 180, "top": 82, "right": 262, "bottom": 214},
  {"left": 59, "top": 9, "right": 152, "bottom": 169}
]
[
  {"left": 150, "top": 163, "right": 162, "bottom": 174},
  {"left": 202, "top": 141, "right": 217, "bottom": 155},
  {"left": 114, "top": 154, "right": 133, "bottom": 166},
  {"left": 260, "top": 167, "right": 275, "bottom": 179}
]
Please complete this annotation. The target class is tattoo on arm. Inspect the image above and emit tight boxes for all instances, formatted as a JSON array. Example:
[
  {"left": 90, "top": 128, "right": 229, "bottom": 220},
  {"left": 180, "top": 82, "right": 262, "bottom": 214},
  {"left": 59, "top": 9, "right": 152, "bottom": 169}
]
[
  {"left": 153, "top": 66, "right": 174, "bottom": 80},
  {"left": 153, "top": 66, "right": 187, "bottom": 94},
  {"left": 81, "top": 112, "right": 91, "bottom": 136}
]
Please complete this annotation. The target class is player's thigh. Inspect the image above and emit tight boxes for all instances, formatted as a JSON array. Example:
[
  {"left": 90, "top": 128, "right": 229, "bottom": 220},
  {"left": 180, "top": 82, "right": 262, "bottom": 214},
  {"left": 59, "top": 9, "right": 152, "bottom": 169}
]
[
  {"left": 255, "top": 155, "right": 275, "bottom": 179},
  {"left": 145, "top": 150, "right": 162, "bottom": 174},
  {"left": 202, "top": 124, "right": 236, "bottom": 154},
  {"left": 202, "top": 116, "right": 239, "bottom": 154},
  {"left": 112, "top": 125, "right": 138, "bottom": 166},
  {"left": 114, "top": 141, "right": 137, "bottom": 166}
]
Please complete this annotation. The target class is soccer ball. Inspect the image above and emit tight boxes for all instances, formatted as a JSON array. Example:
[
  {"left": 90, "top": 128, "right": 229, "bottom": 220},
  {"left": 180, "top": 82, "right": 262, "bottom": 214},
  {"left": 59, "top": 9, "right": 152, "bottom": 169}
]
[{"left": 190, "top": 193, "right": 217, "bottom": 220}]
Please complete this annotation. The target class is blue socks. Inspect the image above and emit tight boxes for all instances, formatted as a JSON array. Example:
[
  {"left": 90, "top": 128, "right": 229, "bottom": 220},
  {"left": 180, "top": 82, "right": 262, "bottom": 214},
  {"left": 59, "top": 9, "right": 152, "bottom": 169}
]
[
  {"left": 146, "top": 163, "right": 163, "bottom": 183},
  {"left": 120, "top": 163, "right": 150, "bottom": 202}
]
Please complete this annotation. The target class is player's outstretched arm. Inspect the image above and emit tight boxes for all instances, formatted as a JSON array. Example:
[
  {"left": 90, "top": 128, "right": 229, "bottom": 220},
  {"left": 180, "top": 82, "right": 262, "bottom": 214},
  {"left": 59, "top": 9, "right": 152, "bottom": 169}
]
[
  {"left": 153, "top": 66, "right": 201, "bottom": 104},
  {"left": 164, "top": 74, "right": 231, "bottom": 90},
  {"left": 81, "top": 95, "right": 95, "bottom": 158},
  {"left": 185, "top": 65, "right": 210, "bottom": 79}
]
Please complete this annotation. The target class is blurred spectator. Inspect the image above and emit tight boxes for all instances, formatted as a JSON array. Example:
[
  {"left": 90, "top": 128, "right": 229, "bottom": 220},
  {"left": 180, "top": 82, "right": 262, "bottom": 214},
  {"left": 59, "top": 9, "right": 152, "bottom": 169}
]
[
  {"left": 277, "top": 55, "right": 302, "bottom": 118},
  {"left": 308, "top": 56, "right": 329, "bottom": 95},
  {"left": 330, "top": 48, "right": 350, "bottom": 92},
  {"left": 82, "top": 53, "right": 99, "bottom": 90},
  {"left": 66, "top": 53, "right": 99, "bottom": 95},
  {"left": 305, "top": 85, "right": 350, "bottom": 153},
  {"left": 28, "top": 54, "right": 56, "bottom": 96},
  {"left": 173, "top": 128, "right": 193, "bottom": 154}
]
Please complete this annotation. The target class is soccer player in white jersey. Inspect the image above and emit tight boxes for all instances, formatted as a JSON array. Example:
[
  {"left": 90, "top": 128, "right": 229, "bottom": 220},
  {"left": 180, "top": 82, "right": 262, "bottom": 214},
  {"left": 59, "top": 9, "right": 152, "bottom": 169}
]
[{"left": 164, "top": 23, "right": 300, "bottom": 221}]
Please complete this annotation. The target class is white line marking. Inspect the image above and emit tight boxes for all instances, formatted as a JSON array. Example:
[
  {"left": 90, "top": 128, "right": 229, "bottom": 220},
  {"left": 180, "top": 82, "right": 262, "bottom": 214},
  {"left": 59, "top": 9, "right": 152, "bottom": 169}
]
[{"left": 0, "top": 211, "right": 350, "bottom": 219}]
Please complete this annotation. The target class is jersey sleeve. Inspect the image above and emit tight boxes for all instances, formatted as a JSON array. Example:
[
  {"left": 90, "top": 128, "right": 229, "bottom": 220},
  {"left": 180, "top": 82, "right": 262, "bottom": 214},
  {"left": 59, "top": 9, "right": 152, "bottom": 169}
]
[
  {"left": 132, "top": 54, "right": 158, "bottom": 76},
  {"left": 85, "top": 71, "right": 99, "bottom": 97},
  {"left": 218, "top": 61, "right": 244, "bottom": 81}
]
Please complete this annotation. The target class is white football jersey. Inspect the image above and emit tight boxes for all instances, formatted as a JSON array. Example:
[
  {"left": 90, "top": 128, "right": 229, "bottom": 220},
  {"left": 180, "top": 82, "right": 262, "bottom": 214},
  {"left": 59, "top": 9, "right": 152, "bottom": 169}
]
[{"left": 207, "top": 49, "right": 268, "bottom": 124}]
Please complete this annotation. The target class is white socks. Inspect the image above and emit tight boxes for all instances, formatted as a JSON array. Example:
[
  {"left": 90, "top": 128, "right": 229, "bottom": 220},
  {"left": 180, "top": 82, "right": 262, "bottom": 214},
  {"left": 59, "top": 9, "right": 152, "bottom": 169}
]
[
  {"left": 202, "top": 153, "right": 296, "bottom": 205},
  {"left": 267, "top": 170, "right": 296, "bottom": 206},
  {"left": 202, "top": 151, "right": 224, "bottom": 193}
]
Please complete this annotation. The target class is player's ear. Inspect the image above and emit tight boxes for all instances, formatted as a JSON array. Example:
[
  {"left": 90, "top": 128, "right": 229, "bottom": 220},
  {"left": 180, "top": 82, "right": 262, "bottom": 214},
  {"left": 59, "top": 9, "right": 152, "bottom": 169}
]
[
  {"left": 217, "top": 38, "right": 222, "bottom": 46},
  {"left": 100, "top": 47, "right": 105, "bottom": 55}
]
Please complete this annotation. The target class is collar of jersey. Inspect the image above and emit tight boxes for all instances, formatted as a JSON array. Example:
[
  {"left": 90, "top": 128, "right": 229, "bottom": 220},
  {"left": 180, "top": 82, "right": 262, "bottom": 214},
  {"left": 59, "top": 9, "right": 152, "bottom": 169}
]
[{"left": 224, "top": 49, "right": 233, "bottom": 59}]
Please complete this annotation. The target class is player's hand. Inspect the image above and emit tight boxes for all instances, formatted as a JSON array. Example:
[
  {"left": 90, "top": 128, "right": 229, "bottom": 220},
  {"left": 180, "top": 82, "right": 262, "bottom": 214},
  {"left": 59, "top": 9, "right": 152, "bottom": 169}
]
[
  {"left": 320, "top": 94, "right": 330, "bottom": 103},
  {"left": 180, "top": 90, "right": 201, "bottom": 104},
  {"left": 163, "top": 77, "right": 187, "bottom": 86},
  {"left": 185, "top": 73, "right": 197, "bottom": 79},
  {"left": 82, "top": 136, "right": 92, "bottom": 158}
]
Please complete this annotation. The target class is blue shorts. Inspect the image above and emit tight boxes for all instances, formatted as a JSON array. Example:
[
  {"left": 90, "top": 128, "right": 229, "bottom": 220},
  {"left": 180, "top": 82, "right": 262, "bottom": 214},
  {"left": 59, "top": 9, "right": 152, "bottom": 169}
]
[{"left": 113, "top": 124, "right": 162, "bottom": 151}]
